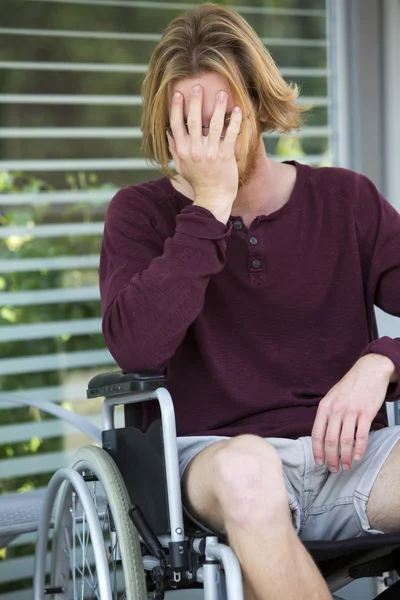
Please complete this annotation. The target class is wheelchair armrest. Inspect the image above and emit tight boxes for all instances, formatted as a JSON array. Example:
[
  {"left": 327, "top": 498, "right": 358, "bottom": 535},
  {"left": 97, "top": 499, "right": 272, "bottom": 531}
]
[{"left": 86, "top": 370, "right": 167, "bottom": 399}]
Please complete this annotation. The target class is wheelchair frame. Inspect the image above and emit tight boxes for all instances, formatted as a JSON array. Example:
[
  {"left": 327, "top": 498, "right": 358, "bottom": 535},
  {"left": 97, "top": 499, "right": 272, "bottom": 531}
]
[
  {"left": 33, "top": 373, "right": 244, "bottom": 600},
  {"left": 31, "top": 369, "right": 400, "bottom": 600},
  {"left": 100, "top": 381, "right": 245, "bottom": 599}
]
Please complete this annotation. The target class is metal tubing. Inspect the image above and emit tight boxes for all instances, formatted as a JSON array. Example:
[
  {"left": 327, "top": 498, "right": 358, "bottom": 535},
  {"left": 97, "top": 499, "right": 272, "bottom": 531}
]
[
  {"left": 102, "top": 400, "right": 115, "bottom": 430},
  {"left": 33, "top": 468, "right": 112, "bottom": 600},
  {"left": 205, "top": 537, "right": 244, "bottom": 600},
  {"left": 103, "top": 388, "right": 185, "bottom": 544}
]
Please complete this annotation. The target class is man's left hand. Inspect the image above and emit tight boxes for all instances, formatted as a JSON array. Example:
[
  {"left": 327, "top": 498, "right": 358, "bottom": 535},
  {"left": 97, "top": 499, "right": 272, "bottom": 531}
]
[{"left": 311, "top": 354, "right": 396, "bottom": 472}]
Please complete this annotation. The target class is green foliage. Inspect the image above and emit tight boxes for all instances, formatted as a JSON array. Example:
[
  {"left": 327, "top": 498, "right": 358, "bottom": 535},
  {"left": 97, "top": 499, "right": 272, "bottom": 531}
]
[{"left": 0, "top": 170, "right": 114, "bottom": 494}]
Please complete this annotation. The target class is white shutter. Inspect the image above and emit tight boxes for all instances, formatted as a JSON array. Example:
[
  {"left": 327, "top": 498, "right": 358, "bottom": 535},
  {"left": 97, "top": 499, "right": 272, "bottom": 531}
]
[{"left": 0, "top": 1, "right": 331, "bottom": 596}]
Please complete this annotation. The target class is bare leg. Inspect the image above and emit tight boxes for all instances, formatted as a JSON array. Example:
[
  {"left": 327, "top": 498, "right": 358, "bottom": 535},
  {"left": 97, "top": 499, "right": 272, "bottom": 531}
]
[
  {"left": 225, "top": 505, "right": 331, "bottom": 600},
  {"left": 367, "top": 438, "right": 400, "bottom": 533},
  {"left": 182, "top": 435, "right": 331, "bottom": 600},
  {"left": 214, "top": 439, "right": 332, "bottom": 600}
]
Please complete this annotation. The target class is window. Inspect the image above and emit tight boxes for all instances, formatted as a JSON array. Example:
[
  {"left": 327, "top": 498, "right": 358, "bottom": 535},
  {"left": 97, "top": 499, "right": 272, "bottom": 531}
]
[{"left": 0, "top": 1, "right": 331, "bottom": 594}]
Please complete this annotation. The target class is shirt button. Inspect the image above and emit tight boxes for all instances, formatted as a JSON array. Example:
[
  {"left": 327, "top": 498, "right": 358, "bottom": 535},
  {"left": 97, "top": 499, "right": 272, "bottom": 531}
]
[
  {"left": 233, "top": 220, "right": 243, "bottom": 229},
  {"left": 252, "top": 258, "right": 261, "bottom": 268},
  {"left": 249, "top": 237, "right": 258, "bottom": 245}
]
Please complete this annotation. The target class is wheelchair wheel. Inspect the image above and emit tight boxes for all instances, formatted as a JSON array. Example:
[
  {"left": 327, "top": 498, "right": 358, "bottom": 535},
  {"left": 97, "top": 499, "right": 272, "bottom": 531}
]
[{"left": 50, "top": 445, "right": 147, "bottom": 599}]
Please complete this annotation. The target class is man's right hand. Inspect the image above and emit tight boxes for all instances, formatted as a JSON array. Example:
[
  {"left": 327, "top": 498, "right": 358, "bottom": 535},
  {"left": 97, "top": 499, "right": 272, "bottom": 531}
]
[{"left": 166, "top": 84, "right": 243, "bottom": 225}]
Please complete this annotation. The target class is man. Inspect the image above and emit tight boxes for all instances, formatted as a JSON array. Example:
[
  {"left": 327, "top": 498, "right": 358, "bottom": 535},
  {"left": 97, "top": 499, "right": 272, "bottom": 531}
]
[{"left": 99, "top": 3, "right": 400, "bottom": 598}]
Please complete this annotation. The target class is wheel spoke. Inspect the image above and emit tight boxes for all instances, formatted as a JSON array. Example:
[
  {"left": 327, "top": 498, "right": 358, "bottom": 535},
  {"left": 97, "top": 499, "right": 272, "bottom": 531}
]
[
  {"left": 50, "top": 448, "right": 144, "bottom": 600},
  {"left": 89, "top": 481, "right": 101, "bottom": 596},
  {"left": 65, "top": 522, "right": 78, "bottom": 600},
  {"left": 104, "top": 509, "right": 120, "bottom": 599},
  {"left": 74, "top": 564, "right": 98, "bottom": 592},
  {"left": 81, "top": 493, "right": 86, "bottom": 600},
  {"left": 70, "top": 495, "right": 98, "bottom": 597},
  {"left": 71, "top": 495, "right": 78, "bottom": 600},
  {"left": 88, "top": 575, "right": 100, "bottom": 599},
  {"left": 74, "top": 514, "right": 93, "bottom": 596}
]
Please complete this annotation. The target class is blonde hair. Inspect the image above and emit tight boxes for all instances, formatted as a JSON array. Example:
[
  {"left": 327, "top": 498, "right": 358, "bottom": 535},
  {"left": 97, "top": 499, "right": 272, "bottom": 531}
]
[{"left": 140, "top": 2, "right": 310, "bottom": 181}]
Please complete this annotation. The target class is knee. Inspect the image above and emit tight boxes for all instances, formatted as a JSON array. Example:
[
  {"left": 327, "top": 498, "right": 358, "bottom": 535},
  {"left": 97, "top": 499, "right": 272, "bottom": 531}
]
[
  {"left": 215, "top": 435, "right": 281, "bottom": 482},
  {"left": 213, "top": 435, "right": 286, "bottom": 517}
]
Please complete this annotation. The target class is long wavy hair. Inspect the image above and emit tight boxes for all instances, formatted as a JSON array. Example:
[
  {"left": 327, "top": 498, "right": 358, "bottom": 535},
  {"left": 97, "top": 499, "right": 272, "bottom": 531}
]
[{"left": 140, "top": 2, "right": 310, "bottom": 182}]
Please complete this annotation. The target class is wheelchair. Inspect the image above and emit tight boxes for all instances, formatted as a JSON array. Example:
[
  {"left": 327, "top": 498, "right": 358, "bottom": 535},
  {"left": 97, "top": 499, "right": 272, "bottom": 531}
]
[{"left": 32, "top": 369, "right": 400, "bottom": 600}]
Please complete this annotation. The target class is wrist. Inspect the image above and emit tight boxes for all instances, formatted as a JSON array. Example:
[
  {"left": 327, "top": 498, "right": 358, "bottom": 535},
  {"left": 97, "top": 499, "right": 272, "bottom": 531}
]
[
  {"left": 193, "top": 200, "right": 230, "bottom": 225},
  {"left": 359, "top": 353, "right": 397, "bottom": 383}
]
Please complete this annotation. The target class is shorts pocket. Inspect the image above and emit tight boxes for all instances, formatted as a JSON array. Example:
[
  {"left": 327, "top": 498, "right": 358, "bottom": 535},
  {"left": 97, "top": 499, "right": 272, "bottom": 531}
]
[{"left": 300, "top": 498, "right": 361, "bottom": 541}]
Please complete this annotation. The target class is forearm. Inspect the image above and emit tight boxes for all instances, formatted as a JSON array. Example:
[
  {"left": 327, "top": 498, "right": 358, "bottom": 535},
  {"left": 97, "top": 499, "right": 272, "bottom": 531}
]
[{"left": 101, "top": 206, "right": 230, "bottom": 372}]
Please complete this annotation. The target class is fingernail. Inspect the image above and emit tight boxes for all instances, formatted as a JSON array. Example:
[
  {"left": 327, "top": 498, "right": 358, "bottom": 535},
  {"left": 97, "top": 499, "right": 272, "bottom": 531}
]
[
  {"left": 316, "top": 459, "right": 324, "bottom": 466},
  {"left": 329, "top": 466, "right": 338, "bottom": 473},
  {"left": 342, "top": 464, "right": 350, "bottom": 471},
  {"left": 192, "top": 85, "right": 201, "bottom": 95},
  {"left": 354, "top": 454, "right": 361, "bottom": 461}
]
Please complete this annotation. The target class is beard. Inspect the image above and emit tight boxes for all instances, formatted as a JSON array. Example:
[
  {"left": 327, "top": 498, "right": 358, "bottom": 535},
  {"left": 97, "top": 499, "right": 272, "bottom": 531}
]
[{"left": 237, "top": 133, "right": 265, "bottom": 188}]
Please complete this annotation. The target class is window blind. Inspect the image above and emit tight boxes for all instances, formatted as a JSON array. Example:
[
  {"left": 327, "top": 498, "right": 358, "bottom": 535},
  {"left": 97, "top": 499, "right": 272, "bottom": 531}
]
[{"left": 0, "top": 0, "right": 331, "bottom": 595}]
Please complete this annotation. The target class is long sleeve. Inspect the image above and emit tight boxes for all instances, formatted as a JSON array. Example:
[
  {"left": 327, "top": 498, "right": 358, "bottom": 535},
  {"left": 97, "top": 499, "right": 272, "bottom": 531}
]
[
  {"left": 99, "top": 187, "right": 232, "bottom": 373},
  {"left": 350, "top": 174, "right": 400, "bottom": 399}
]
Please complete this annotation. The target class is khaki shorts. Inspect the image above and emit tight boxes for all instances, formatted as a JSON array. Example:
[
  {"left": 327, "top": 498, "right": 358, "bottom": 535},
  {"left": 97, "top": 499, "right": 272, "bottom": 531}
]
[{"left": 177, "top": 426, "right": 400, "bottom": 541}]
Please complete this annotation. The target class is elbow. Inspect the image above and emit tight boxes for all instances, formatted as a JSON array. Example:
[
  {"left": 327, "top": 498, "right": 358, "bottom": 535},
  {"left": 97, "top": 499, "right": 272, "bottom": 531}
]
[{"left": 102, "top": 304, "right": 167, "bottom": 374}]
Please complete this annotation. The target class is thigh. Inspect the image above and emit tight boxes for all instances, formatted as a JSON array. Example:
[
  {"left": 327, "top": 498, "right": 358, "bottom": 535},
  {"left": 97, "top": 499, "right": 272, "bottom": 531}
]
[
  {"left": 177, "top": 435, "right": 231, "bottom": 537},
  {"left": 299, "top": 427, "right": 400, "bottom": 541},
  {"left": 367, "top": 436, "right": 400, "bottom": 532},
  {"left": 178, "top": 435, "right": 305, "bottom": 538}
]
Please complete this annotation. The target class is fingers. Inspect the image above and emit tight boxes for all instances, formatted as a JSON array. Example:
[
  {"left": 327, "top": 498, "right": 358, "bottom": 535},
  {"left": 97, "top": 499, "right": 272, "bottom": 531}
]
[
  {"left": 324, "top": 413, "right": 343, "bottom": 472},
  {"left": 312, "top": 409, "right": 372, "bottom": 472},
  {"left": 170, "top": 84, "right": 241, "bottom": 153},
  {"left": 207, "top": 89, "right": 228, "bottom": 146},
  {"left": 221, "top": 105, "right": 242, "bottom": 152},
  {"left": 353, "top": 415, "right": 371, "bottom": 461},
  {"left": 312, "top": 402, "right": 353, "bottom": 472},
  {"left": 166, "top": 131, "right": 181, "bottom": 176},
  {"left": 311, "top": 409, "right": 328, "bottom": 467},
  {"left": 338, "top": 413, "right": 358, "bottom": 470},
  {"left": 186, "top": 84, "right": 204, "bottom": 146},
  {"left": 325, "top": 415, "right": 369, "bottom": 471},
  {"left": 312, "top": 412, "right": 349, "bottom": 473},
  {"left": 169, "top": 91, "right": 187, "bottom": 149}
]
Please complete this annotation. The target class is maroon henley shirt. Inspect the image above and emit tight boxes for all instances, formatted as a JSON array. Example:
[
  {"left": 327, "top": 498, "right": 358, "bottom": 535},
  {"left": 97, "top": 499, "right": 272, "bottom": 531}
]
[{"left": 100, "top": 161, "right": 400, "bottom": 439}]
